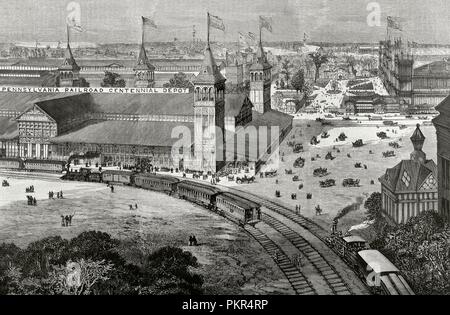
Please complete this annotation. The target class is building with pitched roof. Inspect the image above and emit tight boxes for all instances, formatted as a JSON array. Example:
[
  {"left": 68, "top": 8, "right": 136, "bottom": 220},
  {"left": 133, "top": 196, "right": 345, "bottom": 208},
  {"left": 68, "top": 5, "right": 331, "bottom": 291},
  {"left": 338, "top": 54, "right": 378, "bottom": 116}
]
[
  {"left": 249, "top": 38, "right": 272, "bottom": 114},
  {"left": 379, "top": 124, "right": 438, "bottom": 224},
  {"left": 432, "top": 95, "right": 450, "bottom": 223}
]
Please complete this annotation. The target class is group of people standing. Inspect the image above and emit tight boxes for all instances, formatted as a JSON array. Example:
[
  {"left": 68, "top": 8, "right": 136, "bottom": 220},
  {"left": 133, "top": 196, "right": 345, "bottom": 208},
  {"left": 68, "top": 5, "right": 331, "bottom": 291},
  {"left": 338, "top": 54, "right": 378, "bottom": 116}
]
[
  {"left": 129, "top": 204, "right": 138, "bottom": 210},
  {"left": 188, "top": 235, "right": 198, "bottom": 246},
  {"left": 49, "top": 190, "right": 64, "bottom": 199},
  {"left": 61, "top": 214, "right": 75, "bottom": 227}
]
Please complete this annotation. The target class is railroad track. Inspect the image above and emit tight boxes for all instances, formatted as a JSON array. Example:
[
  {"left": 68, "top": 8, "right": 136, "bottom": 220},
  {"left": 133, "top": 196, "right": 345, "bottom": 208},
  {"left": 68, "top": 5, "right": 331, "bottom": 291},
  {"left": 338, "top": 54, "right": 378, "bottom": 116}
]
[
  {"left": 244, "top": 225, "right": 317, "bottom": 295},
  {"left": 228, "top": 187, "right": 330, "bottom": 242},
  {"left": 262, "top": 213, "right": 353, "bottom": 295}
]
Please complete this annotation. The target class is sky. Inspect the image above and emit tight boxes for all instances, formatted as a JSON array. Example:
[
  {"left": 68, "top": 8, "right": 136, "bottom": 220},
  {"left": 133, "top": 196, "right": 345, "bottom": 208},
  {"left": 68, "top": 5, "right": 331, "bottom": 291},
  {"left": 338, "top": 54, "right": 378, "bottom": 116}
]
[{"left": 0, "top": 0, "right": 449, "bottom": 44}]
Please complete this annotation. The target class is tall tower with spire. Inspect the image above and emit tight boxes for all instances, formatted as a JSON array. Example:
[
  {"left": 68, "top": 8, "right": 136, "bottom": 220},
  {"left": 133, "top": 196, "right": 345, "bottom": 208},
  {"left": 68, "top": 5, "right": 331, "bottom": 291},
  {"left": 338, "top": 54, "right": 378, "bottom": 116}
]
[
  {"left": 58, "top": 26, "right": 81, "bottom": 87},
  {"left": 410, "top": 124, "right": 426, "bottom": 163},
  {"left": 249, "top": 29, "right": 272, "bottom": 114},
  {"left": 134, "top": 17, "right": 155, "bottom": 88},
  {"left": 192, "top": 13, "right": 227, "bottom": 172}
]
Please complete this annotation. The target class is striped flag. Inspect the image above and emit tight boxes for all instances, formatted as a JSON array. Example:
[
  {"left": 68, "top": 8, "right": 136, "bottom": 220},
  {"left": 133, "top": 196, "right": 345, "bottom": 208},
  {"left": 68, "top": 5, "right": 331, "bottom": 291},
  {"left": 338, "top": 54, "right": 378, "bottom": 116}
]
[
  {"left": 247, "top": 32, "right": 257, "bottom": 41},
  {"left": 259, "top": 16, "right": 273, "bottom": 33},
  {"left": 239, "top": 32, "right": 248, "bottom": 46},
  {"left": 387, "top": 16, "right": 402, "bottom": 31},
  {"left": 208, "top": 13, "right": 225, "bottom": 32},
  {"left": 142, "top": 16, "right": 157, "bottom": 29}
]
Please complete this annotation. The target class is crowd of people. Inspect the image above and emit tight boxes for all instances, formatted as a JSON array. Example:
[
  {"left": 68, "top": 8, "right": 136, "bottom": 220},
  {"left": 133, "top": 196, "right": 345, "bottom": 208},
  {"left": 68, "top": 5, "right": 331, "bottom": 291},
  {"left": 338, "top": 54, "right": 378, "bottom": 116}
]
[
  {"left": 49, "top": 190, "right": 64, "bottom": 199},
  {"left": 61, "top": 214, "right": 75, "bottom": 227}
]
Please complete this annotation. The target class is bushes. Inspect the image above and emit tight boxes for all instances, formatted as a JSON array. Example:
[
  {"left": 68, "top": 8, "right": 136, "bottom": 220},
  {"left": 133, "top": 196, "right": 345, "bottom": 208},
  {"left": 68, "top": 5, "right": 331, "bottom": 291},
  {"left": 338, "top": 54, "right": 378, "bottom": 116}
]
[{"left": 0, "top": 232, "right": 203, "bottom": 295}]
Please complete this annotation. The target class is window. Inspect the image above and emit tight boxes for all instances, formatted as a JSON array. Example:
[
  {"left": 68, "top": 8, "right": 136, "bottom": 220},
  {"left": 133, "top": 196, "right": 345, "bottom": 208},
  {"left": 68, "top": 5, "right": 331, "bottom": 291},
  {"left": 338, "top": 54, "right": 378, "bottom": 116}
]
[
  {"left": 422, "top": 175, "right": 437, "bottom": 190},
  {"left": 442, "top": 157, "right": 450, "bottom": 190},
  {"left": 402, "top": 171, "right": 411, "bottom": 187}
]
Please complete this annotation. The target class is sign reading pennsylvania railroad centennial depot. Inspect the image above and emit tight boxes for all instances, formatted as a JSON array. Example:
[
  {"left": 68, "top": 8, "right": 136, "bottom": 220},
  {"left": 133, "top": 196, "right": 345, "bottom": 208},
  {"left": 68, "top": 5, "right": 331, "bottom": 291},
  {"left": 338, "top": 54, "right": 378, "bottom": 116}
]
[{"left": 0, "top": 86, "right": 190, "bottom": 94}]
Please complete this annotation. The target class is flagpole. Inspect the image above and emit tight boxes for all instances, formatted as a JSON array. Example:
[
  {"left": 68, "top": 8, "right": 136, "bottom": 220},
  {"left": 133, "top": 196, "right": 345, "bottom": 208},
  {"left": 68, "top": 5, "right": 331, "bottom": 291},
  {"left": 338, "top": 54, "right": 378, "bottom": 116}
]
[{"left": 67, "top": 24, "right": 70, "bottom": 46}]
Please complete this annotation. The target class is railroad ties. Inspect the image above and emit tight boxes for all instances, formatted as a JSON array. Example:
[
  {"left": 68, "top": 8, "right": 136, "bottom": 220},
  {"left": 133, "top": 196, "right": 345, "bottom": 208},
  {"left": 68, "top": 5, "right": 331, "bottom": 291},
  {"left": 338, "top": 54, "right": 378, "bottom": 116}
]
[
  {"left": 245, "top": 225, "right": 317, "bottom": 295},
  {"left": 262, "top": 213, "right": 352, "bottom": 295}
]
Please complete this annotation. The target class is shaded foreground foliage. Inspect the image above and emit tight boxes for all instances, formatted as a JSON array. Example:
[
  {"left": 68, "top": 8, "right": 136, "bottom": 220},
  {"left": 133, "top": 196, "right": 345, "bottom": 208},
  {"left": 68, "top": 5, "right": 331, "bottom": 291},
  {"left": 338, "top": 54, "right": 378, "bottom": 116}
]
[
  {"left": 364, "top": 193, "right": 450, "bottom": 295},
  {"left": 0, "top": 231, "right": 203, "bottom": 295}
]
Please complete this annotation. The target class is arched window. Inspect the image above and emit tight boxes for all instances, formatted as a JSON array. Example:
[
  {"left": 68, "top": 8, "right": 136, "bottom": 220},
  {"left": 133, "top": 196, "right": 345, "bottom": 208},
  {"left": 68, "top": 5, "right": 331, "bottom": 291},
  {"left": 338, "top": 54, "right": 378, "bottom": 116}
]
[
  {"left": 259, "top": 72, "right": 263, "bottom": 80},
  {"left": 251, "top": 73, "right": 254, "bottom": 81},
  {"left": 202, "top": 87, "right": 208, "bottom": 101},
  {"left": 195, "top": 87, "right": 200, "bottom": 101},
  {"left": 208, "top": 87, "right": 213, "bottom": 101}
]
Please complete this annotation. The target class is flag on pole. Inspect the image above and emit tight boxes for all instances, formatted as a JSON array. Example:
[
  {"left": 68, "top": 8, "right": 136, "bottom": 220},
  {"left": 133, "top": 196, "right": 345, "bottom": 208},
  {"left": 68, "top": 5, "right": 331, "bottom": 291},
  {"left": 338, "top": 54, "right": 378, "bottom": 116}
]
[
  {"left": 247, "top": 32, "right": 257, "bottom": 41},
  {"left": 142, "top": 16, "right": 157, "bottom": 29},
  {"left": 208, "top": 13, "right": 225, "bottom": 32},
  {"left": 259, "top": 16, "right": 273, "bottom": 33},
  {"left": 239, "top": 32, "right": 249, "bottom": 46},
  {"left": 387, "top": 16, "right": 402, "bottom": 31}
]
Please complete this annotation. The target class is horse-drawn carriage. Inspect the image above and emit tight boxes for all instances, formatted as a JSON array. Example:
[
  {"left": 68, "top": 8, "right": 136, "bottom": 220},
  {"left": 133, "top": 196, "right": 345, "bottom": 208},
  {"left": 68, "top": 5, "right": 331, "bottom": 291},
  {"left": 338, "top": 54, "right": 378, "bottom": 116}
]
[
  {"left": 236, "top": 175, "right": 255, "bottom": 184},
  {"left": 343, "top": 178, "right": 360, "bottom": 187},
  {"left": 389, "top": 142, "right": 401, "bottom": 149},
  {"left": 310, "top": 136, "right": 320, "bottom": 145},
  {"left": 325, "top": 152, "right": 335, "bottom": 160},
  {"left": 285, "top": 169, "right": 293, "bottom": 175},
  {"left": 313, "top": 167, "right": 329, "bottom": 177},
  {"left": 292, "top": 176, "right": 300, "bottom": 182},
  {"left": 294, "top": 157, "right": 306, "bottom": 168},
  {"left": 2, "top": 180, "right": 9, "bottom": 187},
  {"left": 227, "top": 174, "right": 235, "bottom": 182},
  {"left": 320, "top": 179, "right": 336, "bottom": 188},
  {"left": 321, "top": 132, "right": 330, "bottom": 139},
  {"left": 354, "top": 163, "right": 362, "bottom": 168},
  {"left": 293, "top": 143, "right": 304, "bottom": 153},
  {"left": 352, "top": 139, "right": 364, "bottom": 148},
  {"left": 377, "top": 132, "right": 388, "bottom": 139},
  {"left": 264, "top": 170, "right": 278, "bottom": 178},
  {"left": 383, "top": 151, "right": 396, "bottom": 158},
  {"left": 338, "top": 133, "right": 348, "bottom": 142}
]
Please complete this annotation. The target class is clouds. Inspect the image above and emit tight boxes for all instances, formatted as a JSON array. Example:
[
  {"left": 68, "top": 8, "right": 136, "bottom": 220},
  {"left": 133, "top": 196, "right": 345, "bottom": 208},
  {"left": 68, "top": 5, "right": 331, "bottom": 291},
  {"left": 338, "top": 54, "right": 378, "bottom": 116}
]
[{"left": 0, "top": 0, "right": 448, "bottom": 43}]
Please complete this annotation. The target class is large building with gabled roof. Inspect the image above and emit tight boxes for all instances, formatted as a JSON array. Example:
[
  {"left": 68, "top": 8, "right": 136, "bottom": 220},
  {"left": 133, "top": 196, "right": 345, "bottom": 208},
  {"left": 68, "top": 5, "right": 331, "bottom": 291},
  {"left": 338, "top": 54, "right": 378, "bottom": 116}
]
[{"left": 379, "top": 124, "right": 438, "bottom": 224}]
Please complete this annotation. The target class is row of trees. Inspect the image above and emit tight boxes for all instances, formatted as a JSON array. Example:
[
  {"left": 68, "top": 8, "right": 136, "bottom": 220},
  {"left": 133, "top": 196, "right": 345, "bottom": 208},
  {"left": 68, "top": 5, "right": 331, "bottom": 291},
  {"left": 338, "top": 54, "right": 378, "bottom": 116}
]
[
  {"left": 364, "top": 193, "right": 450, "bottom": 295},
  {"left": 0, "top": 231, "right": 203, "bottom": 295}
]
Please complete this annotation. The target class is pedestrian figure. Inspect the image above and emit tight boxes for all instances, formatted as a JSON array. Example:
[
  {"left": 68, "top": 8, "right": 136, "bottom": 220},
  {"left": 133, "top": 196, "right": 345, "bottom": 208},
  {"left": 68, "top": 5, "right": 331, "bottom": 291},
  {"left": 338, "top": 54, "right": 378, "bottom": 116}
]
[
  {"left": 192, "top": 235, "right": 198, "bottom": 246},
  {"left": 57, "top": 192, "right": 60, "bottom": 199},
  {"left": 68, "top": 214, "right": 74, "bottom": 226},
  {"left": 110, "top": 185, "right": 114, "bottom": 193},
  {"left": 65, "top": 215, "right": 70, "bottom": 227},
  {"left": 129, "top": 205, "right": 133, "bottom": 210},
  {"left": 61, "top": 215, "right": 66, "bottom": 227},
  {"left": 33, "top": 198, "right": 37, "bottom": 206},
  {"left": 189, "top": 236, "right": 193, "bottom": 246},
  {"left": 48, "top": 191, "right": 51, "bottom": 199},
  {"left": 135, "top": 204, "right": 138, "bottom": 210},
  {"left": 60, "top": 191, "right": 63, "bottom": 199}
]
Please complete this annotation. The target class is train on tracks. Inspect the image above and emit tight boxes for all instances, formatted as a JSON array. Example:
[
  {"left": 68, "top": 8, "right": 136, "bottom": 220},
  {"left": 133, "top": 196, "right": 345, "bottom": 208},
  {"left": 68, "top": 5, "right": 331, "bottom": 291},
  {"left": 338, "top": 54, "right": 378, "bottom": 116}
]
[
  {"left": 327, "top": 234, "right": 415, "bottom": 295},
  {"left": 62, "top": 170, "right": 261, "bottom": 227}
]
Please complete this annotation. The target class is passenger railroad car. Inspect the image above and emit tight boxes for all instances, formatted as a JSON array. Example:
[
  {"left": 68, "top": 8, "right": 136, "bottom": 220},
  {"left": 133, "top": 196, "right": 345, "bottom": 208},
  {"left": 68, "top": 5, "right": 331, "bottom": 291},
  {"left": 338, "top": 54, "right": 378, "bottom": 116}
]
[
  {"left": 24, "top": 159, "right": 65, "bottom": 173},
  {"left": 215, "top": 192, "right": 261, "bottom": 226},
  {"left": 177, "top": 180, "right": 221, "bottom": 209},
  {"left": 102, "top": 170, "right": 134, "bottom": 185},
  {"left": 0, "top": 157, "right": 23, "bottom": 170},
  {"left": 134, "top": 173, "right": 180, "bottom": 195},
  {"left": 356, "top": 250, "right": 415, "bottom": 295}
]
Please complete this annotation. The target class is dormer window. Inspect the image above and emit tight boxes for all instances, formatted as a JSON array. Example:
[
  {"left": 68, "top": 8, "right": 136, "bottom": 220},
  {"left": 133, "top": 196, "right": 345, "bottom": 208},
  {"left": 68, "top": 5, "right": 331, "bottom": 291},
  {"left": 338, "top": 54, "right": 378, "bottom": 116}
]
[{"left": 402, "top": 171, "right": 411, "bottom": 187}]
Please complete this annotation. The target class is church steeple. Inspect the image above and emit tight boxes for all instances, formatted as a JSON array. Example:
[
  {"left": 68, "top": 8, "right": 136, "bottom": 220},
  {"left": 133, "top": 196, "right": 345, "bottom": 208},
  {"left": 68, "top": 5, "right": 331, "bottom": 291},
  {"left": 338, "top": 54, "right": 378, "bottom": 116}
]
[
  {"left": 134, "top": 17, "right": 155, "bottom": 88},
  {"left": 410, "top": 124, "right": 426, "bottom": 163}
]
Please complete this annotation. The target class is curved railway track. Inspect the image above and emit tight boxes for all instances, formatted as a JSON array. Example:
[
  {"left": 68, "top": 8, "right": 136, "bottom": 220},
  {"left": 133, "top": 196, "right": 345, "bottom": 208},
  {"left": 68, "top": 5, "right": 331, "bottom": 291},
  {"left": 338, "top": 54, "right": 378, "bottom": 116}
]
[
  {"left": 261, "top": 213, "right": 353, "bottom": 295},
  {"left": 244, "top": 225, "right": 317, "bottom": 295}
]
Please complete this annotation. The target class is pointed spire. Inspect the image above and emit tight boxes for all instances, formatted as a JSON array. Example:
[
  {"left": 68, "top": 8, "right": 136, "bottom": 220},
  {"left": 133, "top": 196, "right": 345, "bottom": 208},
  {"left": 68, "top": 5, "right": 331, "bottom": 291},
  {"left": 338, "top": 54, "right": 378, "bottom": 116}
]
[
  {"left": 410, "top": 124, "right": 426, "bottom": 163},
  {"left": 193, "top": 14, "right": 226, "bottom": 85},
  {"left": 134, "top": 21, "right": 155, "bottom": 72}
]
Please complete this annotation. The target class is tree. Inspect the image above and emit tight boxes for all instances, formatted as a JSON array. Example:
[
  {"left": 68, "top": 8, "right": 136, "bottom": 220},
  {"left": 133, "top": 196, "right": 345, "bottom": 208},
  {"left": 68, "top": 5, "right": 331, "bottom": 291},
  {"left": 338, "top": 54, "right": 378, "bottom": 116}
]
[
  {"left": 164, "top": 72, "right": 194, "bottom": 92},
  {"left": 101, "top": 71, "right": 126, "bottom": 88},
  {"left": 291, "top": 69, "right": 305, "bottom": 93},
  {"left": 309, "top": 49, "right": 329, "bottom": 82},
  {"left": 280, "top": 59, "right": 292, "bottom": 87},
  {"left": 364, "top": 192, "right": 382, "bottom": 221}
]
